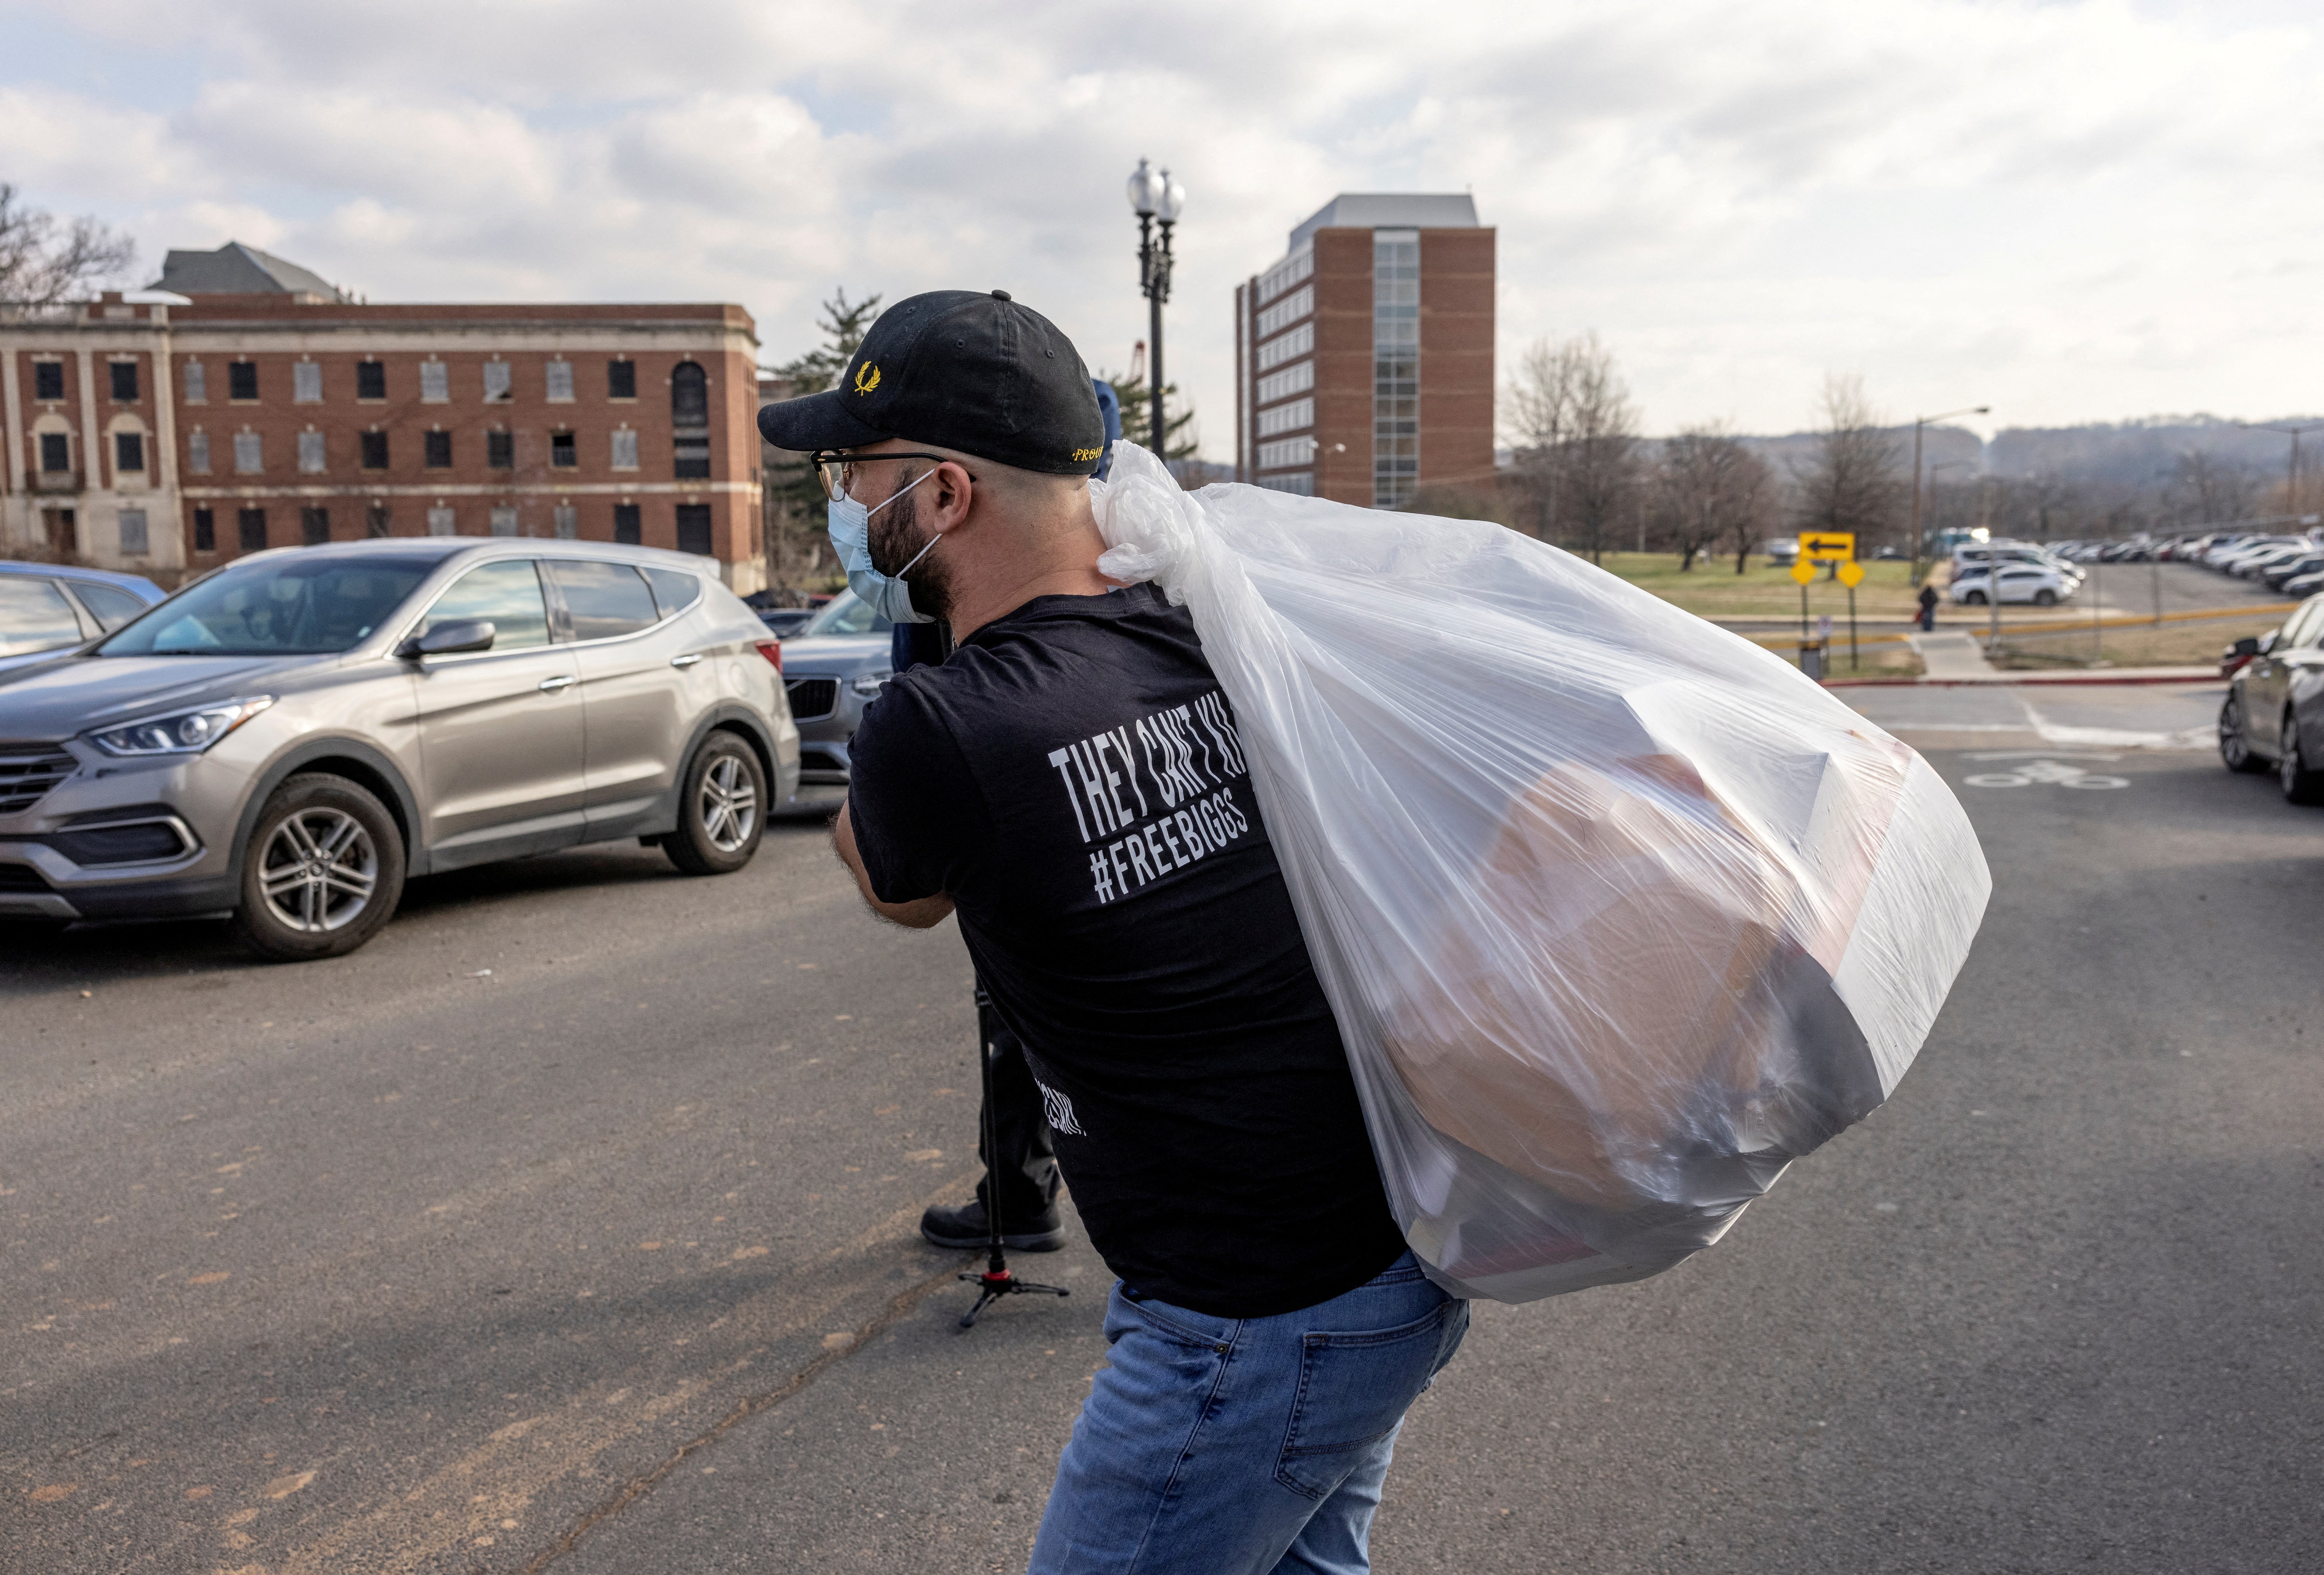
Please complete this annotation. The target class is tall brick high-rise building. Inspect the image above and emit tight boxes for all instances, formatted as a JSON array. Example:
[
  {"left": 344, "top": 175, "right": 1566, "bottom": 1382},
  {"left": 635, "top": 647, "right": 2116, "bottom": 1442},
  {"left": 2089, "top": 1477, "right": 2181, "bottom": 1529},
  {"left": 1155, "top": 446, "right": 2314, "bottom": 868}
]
[
  {"left": 0, "top": 242, "right": 765, "bottom": 589},
  {"left": 1233, "top": 194, "right": 1494, "bottom": 508}
]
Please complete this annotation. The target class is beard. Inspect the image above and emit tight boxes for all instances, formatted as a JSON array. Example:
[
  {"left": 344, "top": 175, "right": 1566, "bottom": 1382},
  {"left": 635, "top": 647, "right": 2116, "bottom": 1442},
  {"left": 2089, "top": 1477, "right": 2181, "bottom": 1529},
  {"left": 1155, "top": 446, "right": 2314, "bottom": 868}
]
[{"left": 867, "top": 481, "right": 953, "bottom": 622}]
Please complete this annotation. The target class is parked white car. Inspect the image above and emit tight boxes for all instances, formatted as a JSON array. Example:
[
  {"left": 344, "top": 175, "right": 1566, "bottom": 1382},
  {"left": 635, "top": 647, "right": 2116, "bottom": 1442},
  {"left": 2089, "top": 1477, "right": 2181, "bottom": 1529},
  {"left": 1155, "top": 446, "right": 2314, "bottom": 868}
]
[{"left": 1950, "top": 565, "right": 2073, "bottom": 607}]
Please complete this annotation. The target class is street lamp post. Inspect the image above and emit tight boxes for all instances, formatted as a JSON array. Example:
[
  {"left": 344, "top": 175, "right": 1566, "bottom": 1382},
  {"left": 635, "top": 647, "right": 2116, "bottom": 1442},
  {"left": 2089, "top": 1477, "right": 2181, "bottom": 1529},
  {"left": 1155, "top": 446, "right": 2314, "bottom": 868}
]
[
  {"left": 2238, "top": 420, "right": 2324, "bottom": 522},
  {"left": 1909, "top": 404, "right": 1990, "bottom": 585},
  {"left": 1126, "top": 159, "right": 1185, "bottom": 461}
]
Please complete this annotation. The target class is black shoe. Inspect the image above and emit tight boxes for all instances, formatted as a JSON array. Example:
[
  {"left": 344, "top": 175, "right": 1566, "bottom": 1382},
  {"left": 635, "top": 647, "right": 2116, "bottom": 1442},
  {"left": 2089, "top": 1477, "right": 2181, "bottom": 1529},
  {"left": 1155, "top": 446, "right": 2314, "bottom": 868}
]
[{"left": 919, "top": 1197, "right": 1065, "bottom": 1253}]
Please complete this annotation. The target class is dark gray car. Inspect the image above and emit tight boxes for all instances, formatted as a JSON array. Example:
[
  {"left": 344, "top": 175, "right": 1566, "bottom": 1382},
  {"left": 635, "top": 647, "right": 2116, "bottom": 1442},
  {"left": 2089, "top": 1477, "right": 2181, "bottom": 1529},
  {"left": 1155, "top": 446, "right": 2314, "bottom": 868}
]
[
  {"left": 779, "top": 590, "right": 895, "bottom": 789},
  {"left": 0, "top": 538, "right": 798, "bottom": 958},
  {"left": 2219, "top": 593, "right": 2324, "bottom": 804}
]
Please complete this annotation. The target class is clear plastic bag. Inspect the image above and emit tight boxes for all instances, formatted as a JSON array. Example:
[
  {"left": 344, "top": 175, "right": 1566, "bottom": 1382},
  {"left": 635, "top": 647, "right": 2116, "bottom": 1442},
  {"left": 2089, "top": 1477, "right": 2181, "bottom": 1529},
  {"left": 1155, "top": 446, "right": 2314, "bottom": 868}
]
[{"left": 1091, "top": 443, "right": 1989, "bottom": 1301}]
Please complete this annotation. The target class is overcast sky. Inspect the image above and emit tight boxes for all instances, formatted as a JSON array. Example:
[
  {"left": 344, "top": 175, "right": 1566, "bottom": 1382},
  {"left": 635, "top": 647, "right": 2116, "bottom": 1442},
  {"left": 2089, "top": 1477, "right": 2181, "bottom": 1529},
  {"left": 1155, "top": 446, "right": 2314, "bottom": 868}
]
[{"left": 6, "top": 0, "right": 2320, "bottom": 458}]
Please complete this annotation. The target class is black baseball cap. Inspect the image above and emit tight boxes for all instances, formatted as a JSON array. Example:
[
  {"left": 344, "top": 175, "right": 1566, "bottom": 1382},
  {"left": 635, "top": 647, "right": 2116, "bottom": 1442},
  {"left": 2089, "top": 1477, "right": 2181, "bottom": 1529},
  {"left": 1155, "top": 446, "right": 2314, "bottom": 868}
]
[{"left": 757, "top": 289, "right": 1106, "bottom": 476}]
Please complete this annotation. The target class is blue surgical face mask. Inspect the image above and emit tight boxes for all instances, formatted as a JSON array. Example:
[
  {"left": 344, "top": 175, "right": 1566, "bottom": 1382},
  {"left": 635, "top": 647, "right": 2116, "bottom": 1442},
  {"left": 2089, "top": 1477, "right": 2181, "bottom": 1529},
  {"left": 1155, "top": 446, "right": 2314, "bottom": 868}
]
[{"left": 826, "top": 467, "right": 941, "bottom": 625}]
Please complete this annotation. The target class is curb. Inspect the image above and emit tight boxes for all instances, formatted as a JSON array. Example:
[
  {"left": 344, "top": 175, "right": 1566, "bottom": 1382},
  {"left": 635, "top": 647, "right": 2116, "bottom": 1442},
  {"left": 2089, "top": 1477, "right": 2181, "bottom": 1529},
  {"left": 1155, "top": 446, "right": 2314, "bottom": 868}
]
[{"left": 1823, "top": 670, "right": 2223, "bottom": 689}]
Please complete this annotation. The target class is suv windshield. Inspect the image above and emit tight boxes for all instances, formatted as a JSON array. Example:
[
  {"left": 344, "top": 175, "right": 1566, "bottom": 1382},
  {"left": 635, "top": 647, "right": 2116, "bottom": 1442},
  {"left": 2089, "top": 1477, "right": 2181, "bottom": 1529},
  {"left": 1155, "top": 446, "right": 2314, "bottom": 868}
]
[
  {"left": 101, "top": 556, "right": 431, "bottom": 657},
  {"left": 799, "top": 591, "right": 894, "bottom": 638}
]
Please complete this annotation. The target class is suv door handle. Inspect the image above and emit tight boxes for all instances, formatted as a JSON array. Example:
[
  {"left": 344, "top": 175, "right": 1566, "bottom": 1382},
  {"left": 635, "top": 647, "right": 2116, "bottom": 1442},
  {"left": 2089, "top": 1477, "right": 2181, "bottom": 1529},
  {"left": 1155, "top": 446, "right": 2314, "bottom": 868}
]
[
  {"left": 669, "top": 653, "right": 705, "bottom": 668},
  {"left": 538, "top": 674, "right": 577, "bottom": 692}
]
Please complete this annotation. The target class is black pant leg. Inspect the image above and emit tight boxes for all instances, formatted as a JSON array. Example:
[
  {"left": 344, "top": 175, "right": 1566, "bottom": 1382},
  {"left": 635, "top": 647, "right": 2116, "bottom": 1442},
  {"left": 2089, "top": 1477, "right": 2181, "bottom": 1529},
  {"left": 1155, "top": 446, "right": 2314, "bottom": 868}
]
[{"left": 977, "top": 1022, "right": 1060, "bottom": 1222}]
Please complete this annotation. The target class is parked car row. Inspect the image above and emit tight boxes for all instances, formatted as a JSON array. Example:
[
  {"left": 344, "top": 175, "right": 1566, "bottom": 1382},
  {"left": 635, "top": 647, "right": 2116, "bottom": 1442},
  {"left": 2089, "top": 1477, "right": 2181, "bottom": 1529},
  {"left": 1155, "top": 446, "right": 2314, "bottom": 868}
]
[
  {"left": 1947, "top": 541, "right": 2083, "bottom": 606},
  {"left": 0, "top": 540, "right": 800, "bottom": 960},
  {"left": 2219, "top": 592, "right": 2324, "bottom": 804}
]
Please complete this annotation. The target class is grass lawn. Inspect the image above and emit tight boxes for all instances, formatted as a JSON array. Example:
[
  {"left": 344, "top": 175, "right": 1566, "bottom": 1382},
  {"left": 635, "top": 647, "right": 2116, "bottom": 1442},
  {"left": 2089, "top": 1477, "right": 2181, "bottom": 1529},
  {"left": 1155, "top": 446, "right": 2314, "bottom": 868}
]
[
  {"left": 1991, "top": 615, "right": 2276, "bottom": 671},
  {"left": 1592, "top": 551, "right": 1929, "bottom": 621}
]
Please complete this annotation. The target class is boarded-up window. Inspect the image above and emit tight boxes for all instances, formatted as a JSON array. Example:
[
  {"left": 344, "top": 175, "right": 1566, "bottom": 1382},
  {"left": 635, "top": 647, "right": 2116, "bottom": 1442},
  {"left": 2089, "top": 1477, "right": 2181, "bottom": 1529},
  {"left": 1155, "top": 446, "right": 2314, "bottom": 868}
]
[
  {"left": 427, "top": 506, "right": 456, "bottom": 536},
  {"left": 293, "top": 362, "right": 322, "bottom": 403},
  {"left": 545, "top": 361, "right": 575, "bottom": 401},
  {"left": 611, "top": 429, "right": 639, "bottom": 469},
  {"left": 118, "top": 509, "right": 149, "bottom": 555},
  {"left": 490, "top": 506, "right": 519, "bottom": 536},
  {"left": 187, "top": 431, "right": 210, "bottom": 474},
  {"left": 233, "top": 432, "right": 264, "bottom": 473},
  {"left": 298, "top": 431, "right": 327, "bottom": 473},
  {"left": 671, "top": 362, "right": 710, "bottom": 479},
  {"left": 483, "top": 360, "right": 512, "bottom": 401},
  {"left": 420, "top": 361, "right": 448, "bottom": 402},
  {"left": 553, "top": 504, "right": 578, "bottom": 539},
  {"left": 184, "top": 360, "right": 207, "bottom": 402}
]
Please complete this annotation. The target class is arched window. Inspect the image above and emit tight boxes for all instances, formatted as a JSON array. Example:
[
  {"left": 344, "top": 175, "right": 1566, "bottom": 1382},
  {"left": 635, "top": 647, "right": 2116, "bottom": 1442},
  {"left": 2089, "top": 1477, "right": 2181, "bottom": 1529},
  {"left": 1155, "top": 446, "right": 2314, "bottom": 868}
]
[{"left": 671, "top": 361, "right": 710, "bottom": 479}]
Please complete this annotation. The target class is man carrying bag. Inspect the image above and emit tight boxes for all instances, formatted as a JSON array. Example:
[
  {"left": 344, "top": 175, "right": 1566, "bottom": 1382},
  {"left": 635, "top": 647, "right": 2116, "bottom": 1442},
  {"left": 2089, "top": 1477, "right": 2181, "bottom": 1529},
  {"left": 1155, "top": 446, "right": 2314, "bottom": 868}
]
[{"left": 759, "top": 289, "right": 1465, "bottom": 1573}]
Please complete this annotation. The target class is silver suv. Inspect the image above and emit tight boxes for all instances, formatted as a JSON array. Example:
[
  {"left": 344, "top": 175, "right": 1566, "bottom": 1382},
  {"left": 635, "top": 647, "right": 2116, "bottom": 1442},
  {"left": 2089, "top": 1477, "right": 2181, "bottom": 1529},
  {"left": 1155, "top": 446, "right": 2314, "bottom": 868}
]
[{"left": 0, "top": 538, "right": 798, "bottom": 959}]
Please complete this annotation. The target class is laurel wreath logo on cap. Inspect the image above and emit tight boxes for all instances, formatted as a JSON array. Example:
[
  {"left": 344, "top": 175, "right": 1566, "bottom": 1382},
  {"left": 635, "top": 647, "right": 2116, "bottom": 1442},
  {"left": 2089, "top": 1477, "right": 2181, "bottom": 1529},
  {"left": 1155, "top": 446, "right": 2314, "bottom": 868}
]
[{"left": 853, "top": 363, "right": 881, "bottom": 396}]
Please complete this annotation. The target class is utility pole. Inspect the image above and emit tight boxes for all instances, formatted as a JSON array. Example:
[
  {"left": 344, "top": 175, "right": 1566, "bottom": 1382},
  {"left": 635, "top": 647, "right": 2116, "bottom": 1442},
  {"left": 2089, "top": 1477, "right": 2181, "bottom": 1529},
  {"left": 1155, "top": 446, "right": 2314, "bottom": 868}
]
[
  {"left": 1910, "top": 405, "right": 1989, "bottom": 584},
  {"left": 2240, "top": 420, "right": 2324, "bottom": 522}
]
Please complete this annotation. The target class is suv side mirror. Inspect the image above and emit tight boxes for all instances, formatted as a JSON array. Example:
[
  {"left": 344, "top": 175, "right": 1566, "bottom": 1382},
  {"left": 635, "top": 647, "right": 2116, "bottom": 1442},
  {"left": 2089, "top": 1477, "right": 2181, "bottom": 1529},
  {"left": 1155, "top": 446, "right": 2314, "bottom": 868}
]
[{"left": 397, "top": 619, "right": 496, "bottom": 659}]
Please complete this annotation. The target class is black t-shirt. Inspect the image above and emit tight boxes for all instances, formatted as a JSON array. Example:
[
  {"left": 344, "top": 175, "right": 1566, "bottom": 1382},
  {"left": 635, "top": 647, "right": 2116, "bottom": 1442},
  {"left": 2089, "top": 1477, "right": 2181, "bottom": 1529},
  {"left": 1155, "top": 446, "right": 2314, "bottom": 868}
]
[{"left": 847, "top": 584, "right": 1406, "bottom": 1318}]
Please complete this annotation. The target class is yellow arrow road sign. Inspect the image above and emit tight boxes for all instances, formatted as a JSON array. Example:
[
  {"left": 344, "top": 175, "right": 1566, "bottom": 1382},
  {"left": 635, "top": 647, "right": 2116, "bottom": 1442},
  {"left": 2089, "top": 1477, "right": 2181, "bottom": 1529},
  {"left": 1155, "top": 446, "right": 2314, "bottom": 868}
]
[{"left": 1800, "top": 533, "right": 1855, "bottom": 561}]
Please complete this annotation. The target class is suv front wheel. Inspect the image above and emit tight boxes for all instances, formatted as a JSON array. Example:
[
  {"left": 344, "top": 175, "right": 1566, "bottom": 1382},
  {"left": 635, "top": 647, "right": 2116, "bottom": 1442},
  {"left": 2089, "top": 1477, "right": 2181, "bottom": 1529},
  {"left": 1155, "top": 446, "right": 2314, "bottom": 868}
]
[
  {"left": 663, "top": 732, "right": 766, "bottom": 875},
  {"left": 231, "top": 774, "right": 406, "bottom": 960}
]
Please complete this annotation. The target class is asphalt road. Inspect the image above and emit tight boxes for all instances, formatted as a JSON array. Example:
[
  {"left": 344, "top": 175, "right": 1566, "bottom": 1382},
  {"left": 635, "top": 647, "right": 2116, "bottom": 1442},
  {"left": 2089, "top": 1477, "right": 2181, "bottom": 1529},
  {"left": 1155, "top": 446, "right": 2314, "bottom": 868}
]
[{"left": 7, "top": 688, "right": 2322, "bottom": 1574}]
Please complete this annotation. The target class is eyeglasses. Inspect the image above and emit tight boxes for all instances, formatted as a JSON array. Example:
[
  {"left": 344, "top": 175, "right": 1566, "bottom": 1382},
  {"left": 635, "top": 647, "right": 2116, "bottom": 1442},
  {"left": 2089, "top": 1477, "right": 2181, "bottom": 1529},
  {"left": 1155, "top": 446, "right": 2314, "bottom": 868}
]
[{"left": 809, "top": 450, "right": 967, "bottom": 503}]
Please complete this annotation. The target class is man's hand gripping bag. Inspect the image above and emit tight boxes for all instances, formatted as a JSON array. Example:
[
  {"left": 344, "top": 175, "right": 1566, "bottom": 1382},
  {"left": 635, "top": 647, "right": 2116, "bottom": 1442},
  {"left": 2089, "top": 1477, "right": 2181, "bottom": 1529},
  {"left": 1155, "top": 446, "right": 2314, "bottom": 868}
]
[{"left": 1092, "top": 444, "right": 1989, "bottom": 1301}]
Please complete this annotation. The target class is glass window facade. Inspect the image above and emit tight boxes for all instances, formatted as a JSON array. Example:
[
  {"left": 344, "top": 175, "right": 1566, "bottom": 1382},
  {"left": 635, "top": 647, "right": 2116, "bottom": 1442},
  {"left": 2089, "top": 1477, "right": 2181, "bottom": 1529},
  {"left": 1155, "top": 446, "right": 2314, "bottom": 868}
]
[{"left": 1373, "top": 231, "right": 1419, "bottom": 508}]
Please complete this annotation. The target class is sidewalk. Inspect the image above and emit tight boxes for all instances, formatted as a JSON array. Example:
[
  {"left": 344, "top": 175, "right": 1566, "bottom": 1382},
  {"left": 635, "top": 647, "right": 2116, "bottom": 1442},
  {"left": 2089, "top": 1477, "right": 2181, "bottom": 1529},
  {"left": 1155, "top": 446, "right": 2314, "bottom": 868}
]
[{"left": 1908, "top": 630, "right": 1997, "bottom": 678}]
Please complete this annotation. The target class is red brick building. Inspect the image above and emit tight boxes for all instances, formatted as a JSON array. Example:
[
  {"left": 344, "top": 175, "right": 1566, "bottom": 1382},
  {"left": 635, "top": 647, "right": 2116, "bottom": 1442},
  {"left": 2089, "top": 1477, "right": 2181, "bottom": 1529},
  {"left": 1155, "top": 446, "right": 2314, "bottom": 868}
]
[
  {"left": 1, "top": 242, "right": 765, "bottom": 589},
  {"left": 1233, "top": 195, "right": 1495, "bottom": 508}
]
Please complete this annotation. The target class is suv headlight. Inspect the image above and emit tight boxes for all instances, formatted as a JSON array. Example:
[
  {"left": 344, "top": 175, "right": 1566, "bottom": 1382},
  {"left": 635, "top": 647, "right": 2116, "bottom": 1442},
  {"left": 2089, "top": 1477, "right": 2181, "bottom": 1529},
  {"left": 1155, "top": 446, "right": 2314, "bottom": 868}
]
[
  {"left": 850, "top": 671, "right": 891, "bottom": 698},
  {"left": 86, "top": 695, "right": 275, "bottom": 757}
]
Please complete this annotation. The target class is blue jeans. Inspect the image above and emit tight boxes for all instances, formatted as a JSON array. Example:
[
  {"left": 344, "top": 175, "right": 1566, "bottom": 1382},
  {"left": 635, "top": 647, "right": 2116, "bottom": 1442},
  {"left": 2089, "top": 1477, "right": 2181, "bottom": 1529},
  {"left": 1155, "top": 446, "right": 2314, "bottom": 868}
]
[{"left": 1028, "top": 1251, "right": 1468, "bottom": 1574}]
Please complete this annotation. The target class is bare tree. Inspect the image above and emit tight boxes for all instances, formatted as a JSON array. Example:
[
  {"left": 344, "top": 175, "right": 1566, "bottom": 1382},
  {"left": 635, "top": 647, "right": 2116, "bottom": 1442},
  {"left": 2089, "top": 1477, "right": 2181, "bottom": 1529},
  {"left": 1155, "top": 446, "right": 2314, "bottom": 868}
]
[
  {"left": 1503, "top": 333, "right": 1638, "bottom": 563},
  {"left": 1652, "top": 426, "right": 1778, "bottom": 573},
  {"left": 2169, "top": 450, "right": 2257, "bottom": 527},
  {"left": 1791, "top": 374, "right": 1904, "bottom": 553},
  {"left": 0, "top": 185, "right": 136, "bottom": 306}
]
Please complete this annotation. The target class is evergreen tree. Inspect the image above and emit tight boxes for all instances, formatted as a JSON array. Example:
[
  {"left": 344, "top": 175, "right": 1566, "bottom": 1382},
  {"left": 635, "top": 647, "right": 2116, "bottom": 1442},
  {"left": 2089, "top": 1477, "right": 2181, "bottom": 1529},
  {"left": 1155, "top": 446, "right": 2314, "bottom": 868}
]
[
  {"left": 762, "top": 290, "right": 881, "bottom": 597},
  {"left": 1103, "top": 372, "right": 1200, "bottom": 461}
]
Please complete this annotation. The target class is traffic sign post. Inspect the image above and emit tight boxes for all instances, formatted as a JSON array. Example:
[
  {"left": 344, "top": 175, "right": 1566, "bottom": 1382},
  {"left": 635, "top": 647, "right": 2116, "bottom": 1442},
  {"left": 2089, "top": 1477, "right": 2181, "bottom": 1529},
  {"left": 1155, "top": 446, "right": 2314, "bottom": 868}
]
[
  {"left": 1790, "top": 559, "right": 1816, "bottom": 648},
  {"left": 1836, "top": 560, "right": 1865, "bottom": 670}
]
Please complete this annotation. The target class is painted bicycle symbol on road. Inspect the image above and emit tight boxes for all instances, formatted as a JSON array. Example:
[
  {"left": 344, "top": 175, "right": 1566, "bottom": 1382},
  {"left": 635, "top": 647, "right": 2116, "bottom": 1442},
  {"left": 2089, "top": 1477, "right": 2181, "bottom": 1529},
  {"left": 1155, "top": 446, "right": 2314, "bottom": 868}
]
[{"left": 1962, "top": 755, "right": 2130, "bottom": 790}]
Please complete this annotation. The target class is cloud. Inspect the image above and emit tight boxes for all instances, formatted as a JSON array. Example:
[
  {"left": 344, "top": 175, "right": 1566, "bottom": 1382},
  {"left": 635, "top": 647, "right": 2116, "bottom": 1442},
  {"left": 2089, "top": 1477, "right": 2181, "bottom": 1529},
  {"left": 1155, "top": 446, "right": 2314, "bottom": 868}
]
[{"left": 4, "top": 0, "right": 2322, "bottom": 446}]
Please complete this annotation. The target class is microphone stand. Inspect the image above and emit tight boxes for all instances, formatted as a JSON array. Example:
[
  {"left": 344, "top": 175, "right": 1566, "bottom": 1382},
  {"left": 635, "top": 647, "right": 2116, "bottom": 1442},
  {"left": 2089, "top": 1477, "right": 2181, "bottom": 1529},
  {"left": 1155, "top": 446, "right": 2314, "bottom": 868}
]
[
  {"left": 957, "top": 986, "right": 1070, "bottom": 1329},
  {"left": 921, "top": 617, "right": 1067, "bottom": 1330}
]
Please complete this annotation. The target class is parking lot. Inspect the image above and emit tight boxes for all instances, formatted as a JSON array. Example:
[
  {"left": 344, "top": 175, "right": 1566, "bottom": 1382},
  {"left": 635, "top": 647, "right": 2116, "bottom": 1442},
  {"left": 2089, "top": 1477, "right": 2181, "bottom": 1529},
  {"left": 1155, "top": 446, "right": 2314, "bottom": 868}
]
[{"left": 7, "top": 685, "right": 2323, "bottom": 1573}]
